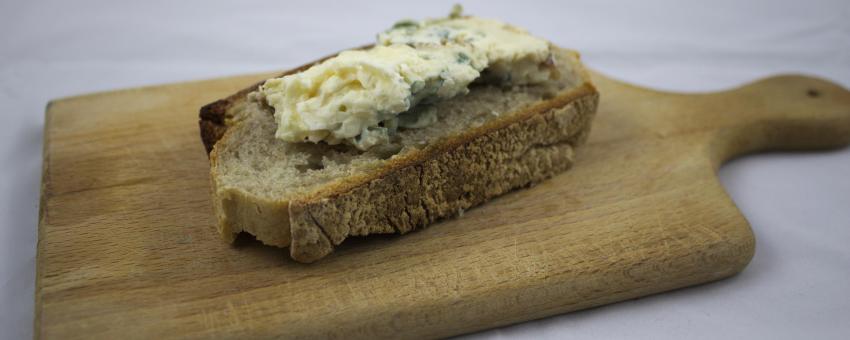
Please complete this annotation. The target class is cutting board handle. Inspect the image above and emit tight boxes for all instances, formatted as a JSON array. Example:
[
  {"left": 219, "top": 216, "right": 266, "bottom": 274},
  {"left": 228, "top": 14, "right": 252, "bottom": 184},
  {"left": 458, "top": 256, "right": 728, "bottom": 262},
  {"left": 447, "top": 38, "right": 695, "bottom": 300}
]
[{"left": 703, "top": 75, "right": 850, "bottom": 167}]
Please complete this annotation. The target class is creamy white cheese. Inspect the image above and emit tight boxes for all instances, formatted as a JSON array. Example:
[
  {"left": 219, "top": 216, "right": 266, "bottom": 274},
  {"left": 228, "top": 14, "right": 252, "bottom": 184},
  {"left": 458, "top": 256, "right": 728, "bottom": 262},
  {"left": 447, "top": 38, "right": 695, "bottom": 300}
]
[
  {"left": 261, "top": 10, "right": 556, "bottom": 150},
  {"left": 262, "top": 44, "right": 479, "bottom": 149},
  {"left": 378, "top": 16, "right": 554, "bottom": 84}
]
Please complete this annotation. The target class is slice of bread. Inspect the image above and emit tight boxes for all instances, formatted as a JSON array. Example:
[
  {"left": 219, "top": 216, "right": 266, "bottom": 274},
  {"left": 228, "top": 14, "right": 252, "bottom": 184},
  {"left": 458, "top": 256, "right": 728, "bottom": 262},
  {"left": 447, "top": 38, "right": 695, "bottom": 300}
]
[{"left": 199, "top": 46, "right": 598, "bottom": 263}]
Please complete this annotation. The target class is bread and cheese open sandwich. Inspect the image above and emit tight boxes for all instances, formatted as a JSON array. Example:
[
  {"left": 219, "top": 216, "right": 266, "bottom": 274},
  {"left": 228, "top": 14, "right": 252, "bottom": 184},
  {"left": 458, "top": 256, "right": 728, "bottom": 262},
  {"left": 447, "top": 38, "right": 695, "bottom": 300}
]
[{"left": 199, "top": 6, "right": 599, "bottom": 263}]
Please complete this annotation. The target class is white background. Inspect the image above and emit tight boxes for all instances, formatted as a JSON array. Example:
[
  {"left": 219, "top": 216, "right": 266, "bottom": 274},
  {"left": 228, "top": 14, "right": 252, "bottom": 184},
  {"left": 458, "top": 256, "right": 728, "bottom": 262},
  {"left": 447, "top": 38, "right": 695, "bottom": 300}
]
[{"left": 1, "top": 0, "right": 849, "bottom": 339}]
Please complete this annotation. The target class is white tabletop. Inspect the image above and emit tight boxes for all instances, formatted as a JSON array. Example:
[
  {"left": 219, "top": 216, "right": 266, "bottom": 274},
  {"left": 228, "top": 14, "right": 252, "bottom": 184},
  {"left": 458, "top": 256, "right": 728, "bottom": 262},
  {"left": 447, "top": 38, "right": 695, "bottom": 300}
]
[{"left": 1, "top": 1, "right": 848, "bottom": 339}]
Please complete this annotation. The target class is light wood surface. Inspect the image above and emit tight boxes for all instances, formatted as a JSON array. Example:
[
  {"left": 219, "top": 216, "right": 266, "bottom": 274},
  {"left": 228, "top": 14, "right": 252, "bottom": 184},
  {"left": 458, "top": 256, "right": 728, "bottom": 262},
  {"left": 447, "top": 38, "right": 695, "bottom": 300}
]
[{"left": 36, "top": 70, "right": 850, "bottom": 339}]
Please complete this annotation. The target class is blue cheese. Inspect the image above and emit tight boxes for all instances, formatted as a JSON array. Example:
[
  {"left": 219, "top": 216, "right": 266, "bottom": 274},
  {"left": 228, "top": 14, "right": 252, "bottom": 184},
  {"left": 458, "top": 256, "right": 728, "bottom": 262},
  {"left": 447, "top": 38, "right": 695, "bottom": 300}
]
[
  {"left": 262, "top": 44, "right": 479, "bottom": 150},
  {"left": 261, "top": 9, "right": 556, "bottom": 150},
  {"left": 378, "top": 16, "right": 554, "bottom": 84}
]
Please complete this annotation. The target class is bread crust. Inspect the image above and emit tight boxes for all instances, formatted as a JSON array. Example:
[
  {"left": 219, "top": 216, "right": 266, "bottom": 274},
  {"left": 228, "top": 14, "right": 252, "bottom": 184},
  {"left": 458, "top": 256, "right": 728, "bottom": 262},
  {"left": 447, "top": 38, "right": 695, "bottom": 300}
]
[{"left": 201, "top": 47, "right": 598, "bottom": 263}]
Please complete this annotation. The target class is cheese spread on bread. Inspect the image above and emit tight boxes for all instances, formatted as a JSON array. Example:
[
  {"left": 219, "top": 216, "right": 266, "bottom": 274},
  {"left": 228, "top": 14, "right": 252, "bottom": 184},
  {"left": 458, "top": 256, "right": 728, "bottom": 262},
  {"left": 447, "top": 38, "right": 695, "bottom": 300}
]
[{"left": 260, "top": 7, "right": 557, "bottom": 150}]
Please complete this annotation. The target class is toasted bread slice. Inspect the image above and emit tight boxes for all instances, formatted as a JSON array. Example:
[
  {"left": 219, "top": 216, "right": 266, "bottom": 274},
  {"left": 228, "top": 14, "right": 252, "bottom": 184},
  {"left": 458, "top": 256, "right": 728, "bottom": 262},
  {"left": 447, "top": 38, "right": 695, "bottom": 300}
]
[{"left": 199, "top": 46, "right": 598, "bottom": 263}]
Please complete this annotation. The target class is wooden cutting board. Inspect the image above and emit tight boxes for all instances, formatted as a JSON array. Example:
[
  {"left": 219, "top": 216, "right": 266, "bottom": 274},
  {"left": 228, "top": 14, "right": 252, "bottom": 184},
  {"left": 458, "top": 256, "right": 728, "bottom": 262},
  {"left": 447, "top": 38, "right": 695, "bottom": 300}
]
[{"left": 36, "top": 70, "right": 850, "bottom": 339}]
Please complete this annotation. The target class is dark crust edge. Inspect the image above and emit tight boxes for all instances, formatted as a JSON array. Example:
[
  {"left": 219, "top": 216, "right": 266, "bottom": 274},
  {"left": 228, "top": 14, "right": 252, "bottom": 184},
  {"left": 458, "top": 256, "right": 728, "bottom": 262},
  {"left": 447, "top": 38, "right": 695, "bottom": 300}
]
[{"left": 287, "top": 85, "right": 598, "bottom": 262}]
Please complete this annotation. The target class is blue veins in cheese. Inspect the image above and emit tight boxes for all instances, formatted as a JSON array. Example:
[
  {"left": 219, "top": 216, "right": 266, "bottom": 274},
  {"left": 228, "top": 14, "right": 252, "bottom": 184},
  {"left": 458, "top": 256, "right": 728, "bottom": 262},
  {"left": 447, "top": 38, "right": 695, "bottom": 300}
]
[
  {"left": 262, "top": 44, "right": 479, "bottom": 150},
  {"left": 377, "top": 16, "right": 555, "bottom": 85},
  {"left": 260, "top": 9, "right": 557, "bottom": 150}
]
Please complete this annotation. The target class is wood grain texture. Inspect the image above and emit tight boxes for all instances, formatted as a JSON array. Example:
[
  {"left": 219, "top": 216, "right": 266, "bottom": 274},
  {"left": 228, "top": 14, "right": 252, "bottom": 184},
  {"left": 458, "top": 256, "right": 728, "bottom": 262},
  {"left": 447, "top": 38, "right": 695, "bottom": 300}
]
[{"left": 36, "top": 71, "right": 850, "bottom": 339}]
